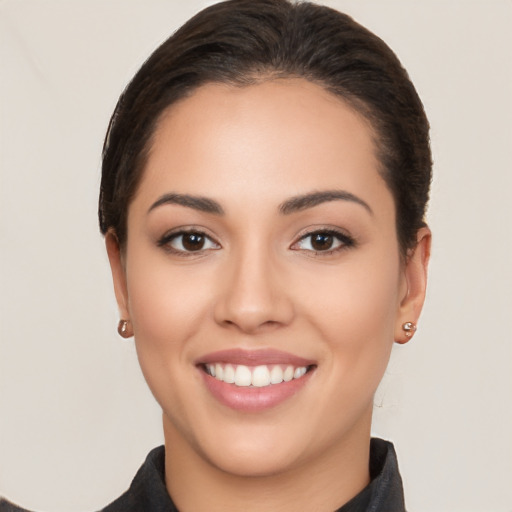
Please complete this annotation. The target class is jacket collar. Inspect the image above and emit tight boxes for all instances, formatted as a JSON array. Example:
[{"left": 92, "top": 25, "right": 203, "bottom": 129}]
[{"left": 102, "top": 438, "right": 405, "bottom": 512}]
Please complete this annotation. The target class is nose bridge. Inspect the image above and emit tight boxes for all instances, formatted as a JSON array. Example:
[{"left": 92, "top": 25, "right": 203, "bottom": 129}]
[{"left": 214, "top": 236, "right": 293, "bottom": 332}]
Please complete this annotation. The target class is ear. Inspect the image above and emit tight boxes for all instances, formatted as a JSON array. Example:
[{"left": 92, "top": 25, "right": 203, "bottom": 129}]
[
  {"left": 395, "top": 226, "right": 431, "bottom": 344},
  {"left": 105, "top": 231, "right": 130, "bottom": 323}
]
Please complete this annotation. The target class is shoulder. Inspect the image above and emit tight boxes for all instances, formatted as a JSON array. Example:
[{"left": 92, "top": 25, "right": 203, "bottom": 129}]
[
  {"left": 100, "top": 446, "right": 177, "bottom": 512},
  {"left": 0, "top": 446, "right": 174, "bottom": 512},
  {"left": 335, "top": 438, "right": 406, "bottom": 512},
  {"left": 368, "top": 438, "right": 406, "bottom": 511},
  {"left": 0, "top": 498, "right": 33, "bottom": 512}
]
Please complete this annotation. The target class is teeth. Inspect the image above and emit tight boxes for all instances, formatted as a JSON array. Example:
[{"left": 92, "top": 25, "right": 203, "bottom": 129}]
[
  {"left": 215, "top": 363, "right": 223, "bottom": 381},
  {"left": 270, "top": 365, "right": 284, "bottom": 384},
  {"left": 283, "top": 366, "right": 294, "bottom": 382},
  {"left": 294, "top": 367, "right": 306, "bottom": 379},
  {"left": 224, "top": 364, "right": 235, "bottom": 384},
  {"left": 206, "top": 363, "right": 309, "bottom": 388},
  {"left": 252, "top": 365, "right": 270, "bottom": 387},
  {"left": 234, "top": 365, "right": 252, "bottom": 386}
]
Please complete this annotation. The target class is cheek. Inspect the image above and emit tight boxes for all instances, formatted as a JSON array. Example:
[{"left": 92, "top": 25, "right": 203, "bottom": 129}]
[
  {"left": 298, "top": 250, "right": 401, "bottom": 381},
  {"left": 122, "top": 250, "right": 217, "bottom": 419},
  {"left": 302, "top": 248, "right": 400, "bottom": 327},
  {"left": 124, "top": 249, "right": 213, "bottom": 365}
]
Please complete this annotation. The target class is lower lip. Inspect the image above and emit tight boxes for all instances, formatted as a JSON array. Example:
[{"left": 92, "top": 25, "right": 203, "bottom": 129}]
[{"left": 200, "top": 369, "right": 314, "bottom": 412}]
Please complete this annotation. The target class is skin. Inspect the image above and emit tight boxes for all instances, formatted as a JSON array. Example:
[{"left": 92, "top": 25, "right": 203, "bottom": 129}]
[{"left": 107, "top": 79, "right": 430, "bottom": 512}]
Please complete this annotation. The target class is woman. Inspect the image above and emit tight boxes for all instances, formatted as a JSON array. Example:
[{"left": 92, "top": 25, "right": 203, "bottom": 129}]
[
  {"left": 1, "top": 0, "right": 431, "bottom": 510},
  {"left": 99, "top": 0, "right": 431, "bottom": 509}
]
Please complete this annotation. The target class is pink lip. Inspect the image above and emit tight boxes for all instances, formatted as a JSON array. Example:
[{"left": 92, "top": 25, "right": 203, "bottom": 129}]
[
  {"left": 196, "top": 349, "right": 316, "bottom": 412},
  {"left": 197, "top": 348, "right": 315, "bottom": 367}
]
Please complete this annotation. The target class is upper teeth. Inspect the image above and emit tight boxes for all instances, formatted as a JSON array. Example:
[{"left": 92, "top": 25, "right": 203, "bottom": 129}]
[{"left": 205, "top": 363, "right": 308, "bottom": 387}]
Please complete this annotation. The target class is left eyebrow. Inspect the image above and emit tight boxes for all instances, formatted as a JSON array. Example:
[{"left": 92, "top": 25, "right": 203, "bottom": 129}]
[
  {"left": 279, "top": 190, "right": 373, "bottom": 215},
  {"left": 148, "top": 193, "right": 225, "bottom": 215}
]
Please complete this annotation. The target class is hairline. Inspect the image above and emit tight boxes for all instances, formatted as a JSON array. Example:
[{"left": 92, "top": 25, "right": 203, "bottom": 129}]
[{"left": 115, "top": 74, "right": 410, "bottom": 258}]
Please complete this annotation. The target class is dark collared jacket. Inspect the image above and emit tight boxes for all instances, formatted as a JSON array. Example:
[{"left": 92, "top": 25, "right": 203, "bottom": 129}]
[{"left": 0, "top": 438, "right": 406, "bottom": 512}]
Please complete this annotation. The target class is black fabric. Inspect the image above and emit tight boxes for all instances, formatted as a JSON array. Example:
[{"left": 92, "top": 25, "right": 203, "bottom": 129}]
[
  {"left": 0, "top": 501, "right": 28, "bottom": 512},
  {"left": 335, "top": 438, "right": 406, "bottom": 512},
  {"left": 0, "top": 438, "right": 405, "bottom": 512},
  {"left": 101, "top": 437, "right": 405, "bottom": 512},
  {"left": 100, "top": 445, "right": 176, "bottom": 512}
]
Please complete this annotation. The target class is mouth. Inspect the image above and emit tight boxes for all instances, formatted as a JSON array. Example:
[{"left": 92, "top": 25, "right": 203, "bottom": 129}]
[
  {"left": 202, "top": 362, "right": 313, "bottom": 388},
  {"left": 197, "top": 349, "right": 317, "bottom": 411}
]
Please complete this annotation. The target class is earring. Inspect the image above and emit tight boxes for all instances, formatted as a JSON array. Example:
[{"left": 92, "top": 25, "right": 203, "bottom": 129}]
[
  {"left": 117, "top": 319, "right": 132, "bottom": 338},
  {"left": 402, "top": 321, "right": 417, "bottom": 338}
]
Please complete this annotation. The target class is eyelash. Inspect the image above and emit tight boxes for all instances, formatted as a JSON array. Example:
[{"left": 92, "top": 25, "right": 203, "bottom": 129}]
[
  {"left": 157, "top": 228, "right": 220, "bottom": 256},
  {"left": 157, "top": 228, "right": 356, "bottom": 256},
  {"left": 291, "top": 229, "right": 356, "bottom": 256}
]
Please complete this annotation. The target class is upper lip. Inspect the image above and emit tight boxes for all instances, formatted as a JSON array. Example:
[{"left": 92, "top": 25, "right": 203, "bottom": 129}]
[{"left": 197, "top": 348, "right": 316, "bottom": 367}]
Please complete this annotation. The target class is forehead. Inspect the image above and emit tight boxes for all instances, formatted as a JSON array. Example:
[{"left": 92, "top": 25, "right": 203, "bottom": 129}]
[{"left": 135, "top": 79, "right": 391, "bottom": 213}]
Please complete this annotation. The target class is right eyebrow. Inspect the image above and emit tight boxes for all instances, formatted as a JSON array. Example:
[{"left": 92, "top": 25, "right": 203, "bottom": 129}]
[
  {"left": 147, "top": 193, "right": 225, "bottom": 215},
  {"left": 279, "top": 190, "right": 373, "bottom": 216}
]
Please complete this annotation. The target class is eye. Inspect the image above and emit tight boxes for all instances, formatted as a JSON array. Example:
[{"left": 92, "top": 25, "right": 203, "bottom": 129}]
[
  {"left": 158, "top": 230, "right": 220, "bottom": 254},
  {"left": 292, "top": 230, "right": 355, "bottom": 254}
]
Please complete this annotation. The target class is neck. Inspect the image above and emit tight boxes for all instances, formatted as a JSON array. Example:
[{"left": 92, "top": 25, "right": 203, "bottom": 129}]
[{"left": 163, "top": 412, "right": 372, "bottom": 512}]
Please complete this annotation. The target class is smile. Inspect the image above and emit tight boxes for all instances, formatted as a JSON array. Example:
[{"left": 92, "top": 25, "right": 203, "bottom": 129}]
[
  {"left": 197, "top": 349, "right": 316, "bottom": 411},
  {"left": 204, "top": 363, "right": 310, "bottom": 388}
]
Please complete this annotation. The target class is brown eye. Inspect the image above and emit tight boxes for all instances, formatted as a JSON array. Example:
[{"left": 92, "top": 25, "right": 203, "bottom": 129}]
[
  {"left": 160, "top": 230, "right": 220, "bottom": 253},
  {"left": 292, "top": 230, "right": 355, "bottom": 254},
  {"left": 182, "top": 233, "right": 205, "bottom": 251},
  {"left": 311, "top": 233, "right": 334, "bottom": 251}
]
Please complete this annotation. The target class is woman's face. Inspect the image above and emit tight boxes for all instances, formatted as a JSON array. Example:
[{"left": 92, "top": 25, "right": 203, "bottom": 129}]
[{"left": 108, "top": 79, "right": 428, "bottom": 477}]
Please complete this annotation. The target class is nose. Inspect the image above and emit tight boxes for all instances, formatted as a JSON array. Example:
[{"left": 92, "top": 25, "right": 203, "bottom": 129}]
[{"left": 213, "top": 245, "right": 295, "bottom": 334}]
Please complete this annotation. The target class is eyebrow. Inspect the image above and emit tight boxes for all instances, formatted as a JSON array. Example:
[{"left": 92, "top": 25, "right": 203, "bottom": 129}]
[
  {"left": 279, "top": 190, "right": 373, "bottom": 215},
  {"left": 148, "top": 189, "right": 372, "bottom": 216},
  {"left": 148, "top": 193, "right": 224, "bottom": 215}
]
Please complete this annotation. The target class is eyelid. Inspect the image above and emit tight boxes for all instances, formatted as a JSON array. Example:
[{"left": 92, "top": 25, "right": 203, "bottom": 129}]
[
  {"left": 157, "top": 226, "right": 221, "bottom": 254},
  {"left": 290, "top": 227, "right": 356, "bottom": 254}
]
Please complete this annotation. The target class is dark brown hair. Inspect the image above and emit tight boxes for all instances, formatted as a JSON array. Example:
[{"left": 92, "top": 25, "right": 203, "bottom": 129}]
[{"left": 99, "top": 0, "right": 431, "bottom": 254}]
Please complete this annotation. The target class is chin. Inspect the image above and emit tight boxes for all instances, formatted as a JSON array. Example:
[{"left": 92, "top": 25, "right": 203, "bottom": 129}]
[
  {"left": 163, "top": 408, "right": 311, "bottom": 477},
  {"left": 203, "top": 435, "right": 305, "bottom": 478}
]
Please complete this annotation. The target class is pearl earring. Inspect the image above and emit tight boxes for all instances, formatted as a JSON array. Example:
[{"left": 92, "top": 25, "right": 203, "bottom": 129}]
[
  {"left": 117, "top": 319, "right": 132, "bottom": 338},
  {"left": 402, "top": 321, "right": 417, "bottom": 338}
]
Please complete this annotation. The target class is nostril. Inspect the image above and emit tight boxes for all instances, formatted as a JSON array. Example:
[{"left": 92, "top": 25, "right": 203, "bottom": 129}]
[{"left": 220, "top": 317, "right": 284, "bottom": 334}]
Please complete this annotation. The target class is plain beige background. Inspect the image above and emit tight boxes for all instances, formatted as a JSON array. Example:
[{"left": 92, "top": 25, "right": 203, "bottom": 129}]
[{"left": 1, "top": 1, "right": 511, "bottom": 510}]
